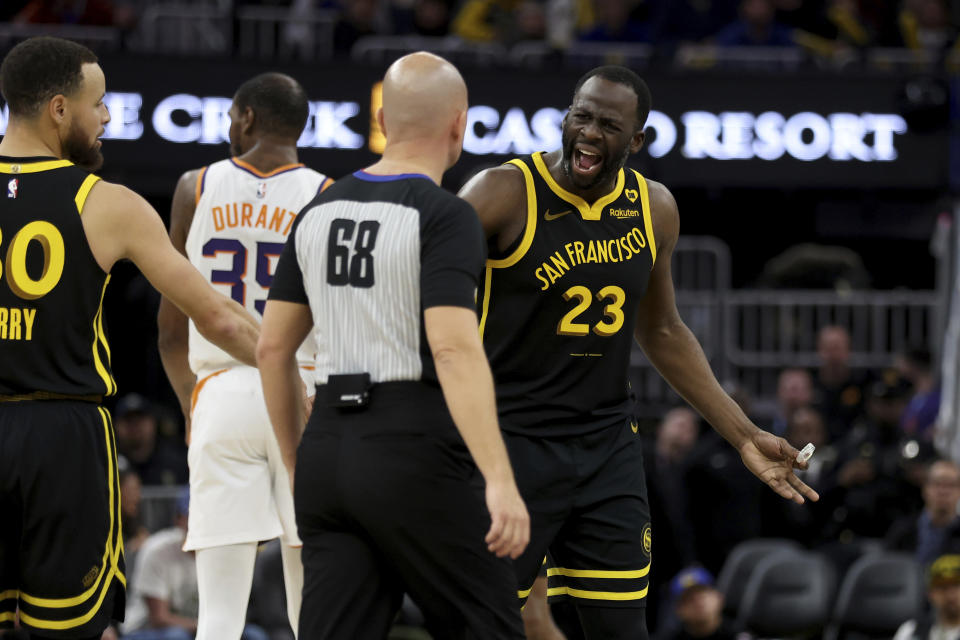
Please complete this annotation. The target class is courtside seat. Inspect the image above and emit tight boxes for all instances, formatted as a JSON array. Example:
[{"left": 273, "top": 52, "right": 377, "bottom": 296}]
[
  {"left": 735, "top": 550, "right": 836, "bottom": 639},
  {"left": 716, "top": 537, "right": 802, "bottom": 617},
  {"left": 823, "top": 552, "right": 923, "bottom": 640}
]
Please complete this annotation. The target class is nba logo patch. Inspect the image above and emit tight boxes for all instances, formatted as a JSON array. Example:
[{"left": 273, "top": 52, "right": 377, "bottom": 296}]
[
  {"left": 256, "top": 182, "right": 267, "bottom": 199},
  {"left": 7, "top": 178, "right": 18, "bottom": 199}
]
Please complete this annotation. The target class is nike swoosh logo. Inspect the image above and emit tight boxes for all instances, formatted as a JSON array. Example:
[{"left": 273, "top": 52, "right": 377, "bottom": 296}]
[{"left": 544, "top": 209, "right": 573, "bottom": 221}]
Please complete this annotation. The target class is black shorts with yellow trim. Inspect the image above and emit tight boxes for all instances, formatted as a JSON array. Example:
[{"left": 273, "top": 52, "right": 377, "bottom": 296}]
[
  {"left": 507, "top": 417, "right": 651, "bottom": 609},
  {"left": 0, "top": 400, "right": 125, "bottom": 638}
]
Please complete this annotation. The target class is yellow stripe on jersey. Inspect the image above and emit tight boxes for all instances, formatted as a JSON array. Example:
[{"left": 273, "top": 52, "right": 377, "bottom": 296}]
[
  {"left": 488, "top": 159, "right": 538, "bottom": 269},
  {"left": 0, "top": 159, "right": 72, "bottom": 174},
  {"left": 478, "top": 267, "right": 494, "bottom": 340},
  {"left": 91, "top": 276, "right": 116, "bottom": 395},
  {"left": 632, "top": 170, "right": 656, "bottom": 267},
  {"left": 547, "top": 564, "right": 650, "bottom": 579},
  {"left": 96, "top": 294, "right": 114, "bottom": 395},
  {"left": 106, "top": 409, "right": 126, "bottom": 589},
  {"left": 0, "top": 590, "right": 17, "bottom": 601},
  {"left": 0, "top": 612, "right": 14, "bottom": 624},
  {"left": 74, "top": 175, "right": 101, "bottom": 215},
  {"left": 517, "top": 586, "right": 533, "bottom": 600},
  {"left": 531, "top": 152, "right": 625, "bottom": 222},
  {"left": 19, "top": 408, "right": 120, "bottom": 626},
  {"left": 548, "top": 586, "right": 649, "bottom": 601}
]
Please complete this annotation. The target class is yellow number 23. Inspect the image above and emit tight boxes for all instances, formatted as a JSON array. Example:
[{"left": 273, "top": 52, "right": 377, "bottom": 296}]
[{"left": 557, "top": 285, "right": 626, "bottom": 337}]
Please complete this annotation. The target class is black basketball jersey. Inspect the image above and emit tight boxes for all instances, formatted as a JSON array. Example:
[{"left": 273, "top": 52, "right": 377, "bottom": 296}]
[
  {"left": 478, "top": 152, "right": 657, "bottom": 436},
  {"left": 0, "top": 156, "right": 116, "bottom": 397}
]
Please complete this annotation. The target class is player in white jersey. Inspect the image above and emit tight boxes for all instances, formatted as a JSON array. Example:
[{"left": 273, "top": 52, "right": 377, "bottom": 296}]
[{"left": 158, "top": 72, "right": 331, "bottom": 640}]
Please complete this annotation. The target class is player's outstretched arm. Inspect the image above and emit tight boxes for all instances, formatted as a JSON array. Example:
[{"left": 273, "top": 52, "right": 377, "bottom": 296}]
[
  {"left": 634, "top": 181, "right": 818, "bottom": 505},
  {"left": 80, "top": 180, "right": 260, "bottom": 367},
  {"left": 425, "top": 306, "right": 530, "bottom": 559},
  {"left": 257, "top": 299, "right": 313, "bottom": 482},
  {"left": 157, "top": 169, "right": 201, "bottom": 437}
]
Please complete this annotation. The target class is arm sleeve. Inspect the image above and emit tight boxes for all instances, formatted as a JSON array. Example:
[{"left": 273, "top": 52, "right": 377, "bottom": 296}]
[
  {"left": 268, "top": 218, "right": 309, "bottom": 304},
  {"left": 420, "top": 198, "right": 486, "bottom": 310}
]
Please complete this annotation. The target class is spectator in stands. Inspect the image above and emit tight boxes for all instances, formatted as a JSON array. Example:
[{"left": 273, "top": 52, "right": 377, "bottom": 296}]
[
  {"left": 784, "top": 406, "right": 836, "bottom": 491},
  {"left": 772, "top": 0, "right": 827, "bottom": 34},
  {"left": 772, "top": 368, "right": 813, "bottom": 436},
  {"left": 766, "top": 406, "right": 838, "bottom": 545},
  {"left": 660, "top": 566, "right": 745, "bottom": 640},
  {"left": 896, "top": 346, "right": 941, "bottom": 443},
  {"left": 123, "top": 490, "right": 199, "bottom": 640},
  {"left": 123, "top": 491, "right": 269, "bottom": 640},
  {"left": 816, "top": 373, "right": 916, "bottom": 542},
  {"left": 788, "top": 0, "right": 889, "bottom": 59},
  {"left": 579, "top": 0, "right": 651, "bottom": 42},
  {"left": 812, "top": 325, "right": 870, "bottom": 441},
  {"left": 683, "top": 429, "right": 765, "bottom": 576},
  {"left": 452, "top": 0, "right": 507, "bottom": 41},
  {"left": 713, "top": 0, "right": 796, "bottom": 47},
  {"left": 452, "top": 0, "right": 546, "bottom": 43},
  {"left": 114, "top": 393, "right": 188, "bottom": 486},
  {"left": 894, "top": 553, "right": 960, "bottom": 640},
  {"left": 393, "top": 0, "right": 455, "bottom": 36},
  {"left": 332, "top": 0, "right": 392, "bottom": 54},
  {"left": 886, "top": 459, "right": 960, "bottom": 567},
  {"left": 644, "top": 407, "right": 700, "bottom": 630},
  {"left": 119, "top": 457, "right": 150, "bottom": 558},
  {"left": 647, "top": 0, "right": 739, "bottom": 43},
  {"left": 887, "top": 0, "right": 958, "bottom": 54},
  {"left": 14, "top": 0, "right": 117, "bottom": 26}
]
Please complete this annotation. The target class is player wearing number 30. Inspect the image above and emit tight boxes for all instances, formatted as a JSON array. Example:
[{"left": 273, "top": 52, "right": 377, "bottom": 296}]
[
  {"left": 0, "top": 37, "right": 260, "bottom": 640},
  {"left": 157, "top": 73, "right": 330, "bottom": 640}
]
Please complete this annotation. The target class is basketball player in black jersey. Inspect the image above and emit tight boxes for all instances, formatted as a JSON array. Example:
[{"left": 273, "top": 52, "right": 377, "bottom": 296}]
[
  {"left": 0, "top": 37, "right": 259, "bottom": 640},
  {"left": 459, "top": 65, "right": 820, "bottom": 640}
]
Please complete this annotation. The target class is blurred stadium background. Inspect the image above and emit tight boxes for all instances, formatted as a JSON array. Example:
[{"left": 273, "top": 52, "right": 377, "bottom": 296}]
[{"left": 2, "top": 0, "right": 960, "bottom": 638}]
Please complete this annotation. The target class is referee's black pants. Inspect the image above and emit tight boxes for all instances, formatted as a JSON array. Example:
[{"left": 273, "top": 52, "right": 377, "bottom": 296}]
[{"left": 294, "top": 382, "right": 524, "bottom": 640}]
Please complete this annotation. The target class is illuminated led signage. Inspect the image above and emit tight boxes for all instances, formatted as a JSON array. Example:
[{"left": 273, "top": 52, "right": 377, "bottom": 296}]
[{"left": 0, "top": 92, "right": 912, "bottom": 163}]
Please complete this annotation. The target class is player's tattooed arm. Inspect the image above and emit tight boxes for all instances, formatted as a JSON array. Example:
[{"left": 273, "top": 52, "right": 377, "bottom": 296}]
[
  {"left": 633, "top": 180, "right": 819, "bottom": 505},
  {"left": 458, "top": 164, "right": 527, "bottom": 253},
  {"left": 158, "top": 169, "right": 202, "bottom": 438}
]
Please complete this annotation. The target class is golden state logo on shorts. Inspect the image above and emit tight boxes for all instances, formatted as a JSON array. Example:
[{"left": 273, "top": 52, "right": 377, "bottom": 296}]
[{"left": 642, "top": 523, "right": 652, "bottom": 556}]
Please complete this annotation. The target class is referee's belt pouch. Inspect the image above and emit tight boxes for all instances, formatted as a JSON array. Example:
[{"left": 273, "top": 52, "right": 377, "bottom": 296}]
[{"left": 326, "top": 373, "right": 371, "bottom": 408}]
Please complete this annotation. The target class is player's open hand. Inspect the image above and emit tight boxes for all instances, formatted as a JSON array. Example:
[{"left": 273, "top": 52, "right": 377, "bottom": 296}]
[
  {"left": 485, "top": 479, "right": 530, "bottom": 559},
  {"left": 738, "top": 430, "right": 820, "bottom": 505}
]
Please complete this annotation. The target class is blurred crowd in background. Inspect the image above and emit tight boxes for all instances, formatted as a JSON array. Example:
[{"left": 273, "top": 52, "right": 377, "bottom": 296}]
[{"left": 0, "top": 0, "right": 958, "bottom": 62}]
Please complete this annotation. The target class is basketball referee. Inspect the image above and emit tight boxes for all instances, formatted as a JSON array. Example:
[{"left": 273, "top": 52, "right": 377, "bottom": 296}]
[
  {"left": 257, "top": 52, "right": 529, "bottom": 639},
  {"left": 0, "top": 37, "right": 260, "bottom": 640}
]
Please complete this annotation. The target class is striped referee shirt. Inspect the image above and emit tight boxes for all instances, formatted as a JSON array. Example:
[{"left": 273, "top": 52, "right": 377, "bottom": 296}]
[{"left": 269, "top": 170, "right": 486, "bottom": 385}]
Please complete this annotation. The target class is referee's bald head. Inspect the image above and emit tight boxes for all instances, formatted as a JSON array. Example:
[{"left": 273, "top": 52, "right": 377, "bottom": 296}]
[{"left": 380, "top": 52, "right": 467, "bottom": 148}]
